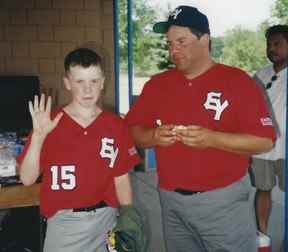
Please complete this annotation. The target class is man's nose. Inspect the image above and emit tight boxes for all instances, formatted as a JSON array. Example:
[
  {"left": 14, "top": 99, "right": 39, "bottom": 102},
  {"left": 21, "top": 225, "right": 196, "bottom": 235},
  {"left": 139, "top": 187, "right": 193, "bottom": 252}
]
[
  {"left": 267, "top": 44, "right": 276, "bottom": 53},
  {"left": 169, "top": 43, "right": 180, "bottom": 54}
]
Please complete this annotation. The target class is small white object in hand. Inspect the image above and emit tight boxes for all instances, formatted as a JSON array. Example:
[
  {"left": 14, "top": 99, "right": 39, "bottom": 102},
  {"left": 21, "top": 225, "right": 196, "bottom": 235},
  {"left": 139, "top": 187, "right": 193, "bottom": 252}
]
[{"left": 156, "top": 119, "right": 162, "bottom": 126}]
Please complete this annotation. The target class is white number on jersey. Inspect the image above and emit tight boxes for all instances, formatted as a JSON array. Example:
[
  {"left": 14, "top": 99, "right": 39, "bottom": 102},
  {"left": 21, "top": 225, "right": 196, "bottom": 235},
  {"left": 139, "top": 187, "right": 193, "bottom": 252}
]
[{"left": 50, "top": 165, "right": 76, "bottom": 191}]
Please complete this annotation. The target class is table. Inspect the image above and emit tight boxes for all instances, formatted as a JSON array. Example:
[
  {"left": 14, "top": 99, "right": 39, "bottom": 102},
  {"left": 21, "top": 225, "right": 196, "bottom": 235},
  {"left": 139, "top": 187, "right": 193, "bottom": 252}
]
[
  {"left": 0, "top": 183, "right": 40, "bottom": 209},
  {"left": 0, "top": 183, "right": 42, "bottom": 251}
]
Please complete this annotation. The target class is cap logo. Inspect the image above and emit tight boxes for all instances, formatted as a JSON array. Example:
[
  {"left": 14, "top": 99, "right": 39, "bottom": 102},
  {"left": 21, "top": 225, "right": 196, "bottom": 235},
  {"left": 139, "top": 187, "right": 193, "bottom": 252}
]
[{"left": 170, "top": 8, "right": 182, "bottom": 20}]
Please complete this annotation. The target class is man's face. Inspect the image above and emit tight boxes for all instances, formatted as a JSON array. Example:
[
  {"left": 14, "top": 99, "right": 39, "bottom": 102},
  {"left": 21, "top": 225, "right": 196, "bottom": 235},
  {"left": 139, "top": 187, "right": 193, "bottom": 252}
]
[
  {"left": 63, "top": 65, "right": 104, "bottom": 108},
  {"left": 166, "top": 25, "right": 208, "bottom": 74},
  {"left": 267, "top": 33, "right": 288, "bottom": 66}
]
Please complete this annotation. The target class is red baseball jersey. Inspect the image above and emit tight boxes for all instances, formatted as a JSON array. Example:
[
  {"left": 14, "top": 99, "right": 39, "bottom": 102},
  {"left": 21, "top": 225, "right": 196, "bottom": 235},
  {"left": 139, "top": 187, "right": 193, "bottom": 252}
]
[
  {"left": 17, "top": 110, "right": 140, "bottom": 218},
  {"left": 125, "top": 64, "right": 276, "bottom": 191}
]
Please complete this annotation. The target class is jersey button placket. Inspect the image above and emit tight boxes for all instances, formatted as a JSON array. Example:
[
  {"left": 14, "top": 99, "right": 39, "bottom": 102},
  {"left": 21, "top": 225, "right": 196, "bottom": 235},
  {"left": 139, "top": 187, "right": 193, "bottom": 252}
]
[{"left": 83, "top": 131, "right": 88, "bottom": 135}]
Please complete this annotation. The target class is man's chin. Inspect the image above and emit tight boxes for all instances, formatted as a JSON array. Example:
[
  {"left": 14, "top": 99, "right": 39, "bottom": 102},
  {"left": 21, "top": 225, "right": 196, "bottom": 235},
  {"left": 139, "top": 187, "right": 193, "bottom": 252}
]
[
  {"left": 175, "top": 64, "right": 186, "bottom": 72},
  {"left": 268, "top": 55, "right": 279, "bottom": 63}
]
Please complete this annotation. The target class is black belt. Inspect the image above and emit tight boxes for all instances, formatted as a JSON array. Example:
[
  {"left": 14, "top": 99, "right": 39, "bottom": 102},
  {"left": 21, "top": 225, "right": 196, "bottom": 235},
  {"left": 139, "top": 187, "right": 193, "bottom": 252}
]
[
  {"left": 72, "top": 201, "right": 108, "bottom": 212},
  {"left": 174, "top": 188, "right": 204, "bottom": 195}
]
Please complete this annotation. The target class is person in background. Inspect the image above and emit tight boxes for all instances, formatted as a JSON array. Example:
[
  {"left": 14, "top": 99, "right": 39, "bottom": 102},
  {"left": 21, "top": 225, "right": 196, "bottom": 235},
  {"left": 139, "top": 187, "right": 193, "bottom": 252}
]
[
  {"left": 251, "top": 24, "right": 288, "bottom": 235},
  {"left": 125, "top": 5, "right": 276, "bottom": 252},
  {"left": 17, "top": 48, "right": 140, "bottom": 252}
]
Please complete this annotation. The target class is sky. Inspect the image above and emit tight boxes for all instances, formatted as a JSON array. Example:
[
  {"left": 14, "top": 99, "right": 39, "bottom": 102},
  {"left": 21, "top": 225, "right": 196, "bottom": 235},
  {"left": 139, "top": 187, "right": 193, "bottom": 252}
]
[{"left": 147, "top": 0, "right": 277, "bottom": 37}]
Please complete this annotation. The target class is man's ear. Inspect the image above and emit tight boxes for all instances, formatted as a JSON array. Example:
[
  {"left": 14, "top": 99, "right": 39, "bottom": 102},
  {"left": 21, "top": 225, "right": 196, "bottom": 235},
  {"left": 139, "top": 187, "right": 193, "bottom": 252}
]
[
  {"left": 63, "top": 75, "right": 71, "bottom": 90},
  {"left": 200, "top": 34, "right": 210, "bottom": 46}
]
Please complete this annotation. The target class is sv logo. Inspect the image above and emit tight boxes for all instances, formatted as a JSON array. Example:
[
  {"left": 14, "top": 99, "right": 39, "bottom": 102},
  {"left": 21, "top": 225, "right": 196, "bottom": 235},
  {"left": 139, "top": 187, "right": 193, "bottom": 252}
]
[
  {"left": 203, "top": 92, "right": 229, "bottom": 120},
  {"left": 100, "top": 137, "right": 119, "bottom": 168},
  {"left": 170, "top": 8, "right": 182, "bottom": 20}
]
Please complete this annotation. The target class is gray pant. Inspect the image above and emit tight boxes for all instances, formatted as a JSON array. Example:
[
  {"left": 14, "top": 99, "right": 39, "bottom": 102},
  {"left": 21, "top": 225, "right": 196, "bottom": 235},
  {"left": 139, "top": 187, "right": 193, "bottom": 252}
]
[
  {"left": 44, "top": 207, "right": 117, "bottom": 252},
  {"left": 159, "top": 175, "right": 257, "bottom": 252},
  {"left": 251, "top": 158, "right": 284, "bottom": 191}
]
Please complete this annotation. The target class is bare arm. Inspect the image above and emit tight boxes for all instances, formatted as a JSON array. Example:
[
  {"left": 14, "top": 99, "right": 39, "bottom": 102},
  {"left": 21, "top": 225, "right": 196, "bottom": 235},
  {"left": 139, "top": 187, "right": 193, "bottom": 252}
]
[
  {"left": 177, "top": 125, "right": 273, "bottom": 155},
  {"left": 129, "top": 125, "right": 177, "bottom": 149},
  {"left": 20, "top": 134, "right": 45, "bottom": 185},
  {"left": 114, "top": 173, "right": 133, "bottom": 206},
  {"left": 19, "top": 94, "right": 63, "bottom": 185}
]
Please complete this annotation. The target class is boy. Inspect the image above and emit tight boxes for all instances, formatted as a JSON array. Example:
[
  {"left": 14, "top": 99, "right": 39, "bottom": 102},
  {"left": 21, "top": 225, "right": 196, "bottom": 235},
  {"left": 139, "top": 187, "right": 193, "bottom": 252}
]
[{"left": 17, "top": 48, "right": 140, "bottom": 252}]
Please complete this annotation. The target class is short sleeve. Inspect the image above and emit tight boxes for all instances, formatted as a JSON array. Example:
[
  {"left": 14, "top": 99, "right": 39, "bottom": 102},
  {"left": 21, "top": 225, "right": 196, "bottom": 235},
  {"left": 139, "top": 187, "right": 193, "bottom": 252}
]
[
  {"left": 234, "top": 73, "right": 276, "bottom": 141},
  {"left": 112, "top": 121, "right": 140, "bottom": 177},
  {"left": 125, "top": 79, "right": 159, "bottom": 128}
]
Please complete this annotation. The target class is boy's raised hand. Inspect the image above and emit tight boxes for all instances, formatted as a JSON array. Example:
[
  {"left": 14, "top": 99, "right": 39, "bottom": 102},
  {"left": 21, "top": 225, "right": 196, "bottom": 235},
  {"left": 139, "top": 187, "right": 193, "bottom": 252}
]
[{"left": 29, "top": 94, "right": 63, "bottom": 138}]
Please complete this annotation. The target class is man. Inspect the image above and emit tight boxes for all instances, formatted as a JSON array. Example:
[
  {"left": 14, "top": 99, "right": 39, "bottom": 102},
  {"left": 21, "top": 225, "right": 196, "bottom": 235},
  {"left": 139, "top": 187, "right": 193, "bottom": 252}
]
[
  {"left": 251, "top": 25, "right": 288, "bottom": 234},
  {"left": 125, "top": 6, "right": 276, "bottom": 252},
  {"left": 17, "top": 48, "right": 140, "bottom": 252}
]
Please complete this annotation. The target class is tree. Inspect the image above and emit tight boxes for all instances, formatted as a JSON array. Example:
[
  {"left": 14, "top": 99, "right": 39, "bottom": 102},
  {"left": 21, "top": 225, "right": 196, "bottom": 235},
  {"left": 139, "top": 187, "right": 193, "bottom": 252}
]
[
  {"left": 272, "top": 0, "right": 288, "bottom": 23},
  {"left": 119, "top": 0, "right": 166, "bottom": 75},
  {"left": 221, "top": 26, "right": 268, "bottom": 74},
  {"left": 211, "top": 37, "right": 225, "bottom": 62}
]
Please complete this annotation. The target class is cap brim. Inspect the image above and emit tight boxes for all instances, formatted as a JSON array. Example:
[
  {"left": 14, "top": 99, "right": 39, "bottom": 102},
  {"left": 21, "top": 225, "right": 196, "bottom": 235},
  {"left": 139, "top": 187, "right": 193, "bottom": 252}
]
[{"left": 153, "top": 22, "right": 169, "bottom": 33}]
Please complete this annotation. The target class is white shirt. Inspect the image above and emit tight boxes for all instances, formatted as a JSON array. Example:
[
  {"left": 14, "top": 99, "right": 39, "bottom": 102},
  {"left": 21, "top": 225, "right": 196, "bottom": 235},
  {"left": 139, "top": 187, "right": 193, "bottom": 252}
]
[{"left": 253, "top": 64, "right": 287, "bottom": 160}]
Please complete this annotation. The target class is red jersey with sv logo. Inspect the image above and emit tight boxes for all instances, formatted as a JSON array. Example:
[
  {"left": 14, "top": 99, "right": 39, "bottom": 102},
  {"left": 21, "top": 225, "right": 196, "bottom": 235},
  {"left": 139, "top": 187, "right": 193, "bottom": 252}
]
[
  {"left": 17, "top": 111, "right": 140, "bottom": 218},
  {"left": 125, "top": 64, "right": 276, "bottom": 191}
]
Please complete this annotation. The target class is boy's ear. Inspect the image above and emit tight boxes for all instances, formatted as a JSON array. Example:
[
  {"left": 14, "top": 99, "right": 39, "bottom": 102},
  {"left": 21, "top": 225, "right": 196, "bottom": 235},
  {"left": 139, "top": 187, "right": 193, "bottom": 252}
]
[
  {"left": 100, "top": 77, "right": 105, "bottom": 90},
  {"left": 63, "top": 76, "right": 71, "bottom": 90}
]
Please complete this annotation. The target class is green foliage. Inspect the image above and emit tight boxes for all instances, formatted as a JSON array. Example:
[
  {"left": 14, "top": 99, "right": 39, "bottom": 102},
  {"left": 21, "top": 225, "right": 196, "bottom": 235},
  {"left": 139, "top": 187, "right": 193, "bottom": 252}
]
[
  {"left": 119, "top": 0, "right": 167, "bottom": 75},
  {"left": 211, "top": 37, "right": 224, "bottom": 61},
  {"left": 272, "top": 0, "right": 288, "bottom": 23},
  {"left": 119, "top": 0, "right": 277, "bottom": 76},
  {"left": 220, "top": 26, "right": 268, "bottom": 74}
]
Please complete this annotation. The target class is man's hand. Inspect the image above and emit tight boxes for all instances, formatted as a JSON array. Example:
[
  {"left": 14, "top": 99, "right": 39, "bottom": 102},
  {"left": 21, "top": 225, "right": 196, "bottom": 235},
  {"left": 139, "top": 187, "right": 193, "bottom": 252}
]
[
  {"left": 176, "top": 125, "right": 213, "bottom": 148},
  {"left": 153, "top": 124, "right": 178, "bottom": 147},
  {"left": 175, "top": 124, "right": 274, "bottom": 155},
  {"left": 29, "top": 94, "right": 63, "bottom": 140}
]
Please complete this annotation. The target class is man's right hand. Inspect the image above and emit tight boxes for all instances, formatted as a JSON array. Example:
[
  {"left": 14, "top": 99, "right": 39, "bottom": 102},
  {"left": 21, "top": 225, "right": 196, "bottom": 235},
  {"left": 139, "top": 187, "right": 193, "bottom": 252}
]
[{"left": 153, "top": 124, "right": 178, "bottom": 146}]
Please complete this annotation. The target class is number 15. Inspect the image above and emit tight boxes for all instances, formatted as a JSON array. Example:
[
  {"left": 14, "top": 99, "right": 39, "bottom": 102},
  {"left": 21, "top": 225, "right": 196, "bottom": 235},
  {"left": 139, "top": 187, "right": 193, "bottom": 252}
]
[{"left": 50, "top": 165, "right": 76, "bottom": 190}]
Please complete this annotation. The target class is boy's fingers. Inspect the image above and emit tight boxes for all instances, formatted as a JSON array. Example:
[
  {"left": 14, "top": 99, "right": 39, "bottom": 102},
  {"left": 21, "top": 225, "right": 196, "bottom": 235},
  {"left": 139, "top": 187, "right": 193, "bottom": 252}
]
[
  {"left": 39, "top": 93, "right": 45, "bottom": 111},
  {"left": 28, "top": 101, "right": 34, "bottom": 115},
  {"left": 46, "top": 96, "right": 52, "bottom": 114},
  {"left": 34, "top": 95, "right": 39, "bottom": 111}
]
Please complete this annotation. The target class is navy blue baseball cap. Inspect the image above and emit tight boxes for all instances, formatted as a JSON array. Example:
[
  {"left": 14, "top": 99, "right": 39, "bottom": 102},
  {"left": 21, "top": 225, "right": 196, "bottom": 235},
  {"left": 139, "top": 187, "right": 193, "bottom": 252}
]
[{"left": 153, "top": 6, "right": 210, "bottom": 34}]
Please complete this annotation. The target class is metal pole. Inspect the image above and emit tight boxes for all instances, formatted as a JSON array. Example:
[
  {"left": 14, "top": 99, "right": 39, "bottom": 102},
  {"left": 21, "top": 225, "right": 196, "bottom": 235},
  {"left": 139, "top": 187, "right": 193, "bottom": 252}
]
[
  {"left": 285, "top": 67, "right": 288, "bottom": 251},
  {"left": 127, "top": 0, "right": 133, "bottom": 107},
  {"left": 113, "top": 0, "right": 120, "bottom": 115}
]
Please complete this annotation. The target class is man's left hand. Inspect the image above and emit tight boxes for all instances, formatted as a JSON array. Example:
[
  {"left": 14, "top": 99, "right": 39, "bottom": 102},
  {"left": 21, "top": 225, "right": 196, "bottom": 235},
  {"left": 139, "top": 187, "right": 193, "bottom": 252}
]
[{"left": 176, "top": 125, "right": 213, "bottom": 148}]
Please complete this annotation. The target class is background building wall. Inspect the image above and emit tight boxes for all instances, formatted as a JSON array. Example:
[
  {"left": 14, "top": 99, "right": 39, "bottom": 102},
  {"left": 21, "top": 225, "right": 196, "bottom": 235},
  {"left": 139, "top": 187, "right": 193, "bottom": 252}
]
[{"left": 0, "top": 0, "right": 115, "bottom": 110}]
